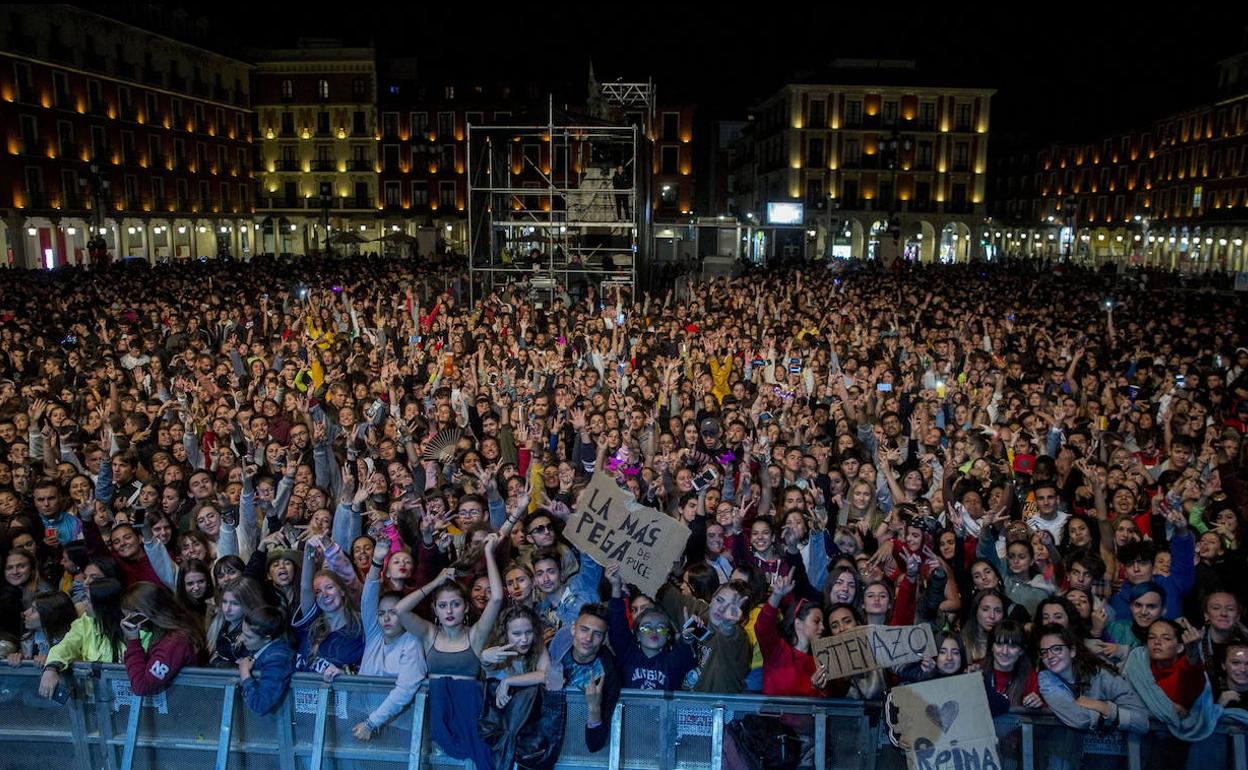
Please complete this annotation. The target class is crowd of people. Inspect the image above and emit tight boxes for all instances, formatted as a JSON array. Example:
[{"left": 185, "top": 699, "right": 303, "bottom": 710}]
[{"left": 0, "top": 254, "right": 1246, "bottom": 770}]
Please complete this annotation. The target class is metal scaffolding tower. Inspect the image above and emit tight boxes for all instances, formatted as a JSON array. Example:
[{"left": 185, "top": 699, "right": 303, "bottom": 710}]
[{"left": 466, "top": 99, "right": 653, "bottom": 307}]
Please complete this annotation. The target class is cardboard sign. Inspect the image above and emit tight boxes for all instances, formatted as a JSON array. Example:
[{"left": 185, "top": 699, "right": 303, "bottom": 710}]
[
  {"left": 812, "top": 624, "right": 937, "bottom": 681},
  {"left": 886, "top": 673, "right": 1002, "bottom": 770},
  {"left": 565, "top": 473, "right": 692, "bottom": 597}
]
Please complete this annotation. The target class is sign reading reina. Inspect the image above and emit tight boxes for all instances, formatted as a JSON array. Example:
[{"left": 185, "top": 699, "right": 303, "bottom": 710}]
[{"left": 566, "top": 474, "right": 691, "bottom": 597}]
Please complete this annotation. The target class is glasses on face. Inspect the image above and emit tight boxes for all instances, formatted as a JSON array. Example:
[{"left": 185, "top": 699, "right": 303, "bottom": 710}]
[
  {"left": 458, "top": 507, "right": 483, "bottom": 517},
  {"left": 1038, "top": 644, "right": 1070, "bottom": 658},
  {"left": 528, "top": 524, "right": 552, "bottom": 535},
  {"left": 638, "top": 624, "right": 670, "bottom": 635}
]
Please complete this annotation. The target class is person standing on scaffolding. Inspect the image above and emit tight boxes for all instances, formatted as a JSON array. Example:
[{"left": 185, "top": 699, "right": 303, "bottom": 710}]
[{"left": 613, "top": 164, "right": 631, "bottom": 221}]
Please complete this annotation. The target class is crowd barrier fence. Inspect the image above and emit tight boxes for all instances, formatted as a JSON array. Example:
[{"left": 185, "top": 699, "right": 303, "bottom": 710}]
[{"left": 0, "top": 663, "right": 1244, "bottom": 770}]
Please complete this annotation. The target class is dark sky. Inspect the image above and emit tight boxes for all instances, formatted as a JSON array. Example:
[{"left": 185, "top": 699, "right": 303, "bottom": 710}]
[{"left": 88, "top": 3, "right": 1248, "bottom": 144}]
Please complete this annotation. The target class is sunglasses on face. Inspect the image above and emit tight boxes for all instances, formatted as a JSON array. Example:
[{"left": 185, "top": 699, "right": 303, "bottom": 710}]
[{"left": 528, "top": 524, "right": 552, "bottom": 535}]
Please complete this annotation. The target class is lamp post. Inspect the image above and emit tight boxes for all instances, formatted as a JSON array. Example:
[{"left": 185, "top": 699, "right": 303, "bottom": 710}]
[{"left": 84, "top": 162, "right": 110, "bottom": 266}]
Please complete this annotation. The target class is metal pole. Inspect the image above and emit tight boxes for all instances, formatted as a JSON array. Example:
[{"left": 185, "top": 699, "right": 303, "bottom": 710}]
[
  {"left": 213, "top": 683, "right": 237, "bottom": 770},
  {"left": 467, "top": 124, "right": 475, "bottom": 306}
]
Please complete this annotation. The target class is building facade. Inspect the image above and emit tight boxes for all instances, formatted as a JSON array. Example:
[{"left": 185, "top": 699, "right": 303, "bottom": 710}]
[
  {"left": 734, "top": 68, "right": 994, "bottom": 263},
  {"left": 251, "top": 44, "right": 378, "bottom": 255},
  {"left": 989, "top": 50, "right": 1248, "bottom": 271},
  {"left": 0, "top": 4, "right": 255, "bottom": 268}
]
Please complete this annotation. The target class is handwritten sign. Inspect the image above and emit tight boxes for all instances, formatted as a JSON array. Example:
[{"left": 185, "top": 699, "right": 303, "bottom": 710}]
[
  {"left": 566, "top": 474, "right": 691, "bottom": 597},
  {"left": 885, "top": 673, "right": 1001, "bottom": 770},
  {"left": 812, "top": 624, "right": 936, "bottom": 681}
]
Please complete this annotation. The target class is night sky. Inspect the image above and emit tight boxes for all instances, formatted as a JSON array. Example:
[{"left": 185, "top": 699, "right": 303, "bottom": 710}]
[{"left": 83, "top": 3, "right": 1248, "bottom": 144}]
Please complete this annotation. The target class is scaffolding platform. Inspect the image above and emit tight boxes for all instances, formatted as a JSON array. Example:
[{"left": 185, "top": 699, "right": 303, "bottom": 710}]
[{"left": 467, "top": 108, "right": 652, "bottom": 304}]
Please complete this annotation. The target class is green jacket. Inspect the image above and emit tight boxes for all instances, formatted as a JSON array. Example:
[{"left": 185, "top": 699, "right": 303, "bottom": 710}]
[{"left": 46, "top": 614, "right": 150, "bottom": 668}]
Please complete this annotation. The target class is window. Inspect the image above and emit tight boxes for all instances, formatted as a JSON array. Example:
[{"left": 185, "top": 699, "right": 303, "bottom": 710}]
[
  {"left": 353, "top": 78, "right": 368, "bottom": 101},
  {"left": 494, "top": 110, "right": 511, "bottom": 122},
  {"left": 24, "top": 166, "right": 44, "bottom": 198},
  {"left": 440, "top": 144, "right": 455, "bottom": 171},
  {"left": 411, "top": 112, "right": 429, "bottom": 136},
  {"left": 194, "top": 104, "right": 206, "bottom": 132},
  {"left": 216, "top": 108, "right": 225, "bottom": 135},
  {"left": 237, "top": 148, "right": 248, "bottom": 175},
  {"left": 280, "top": 112, "right": 295, "bottom": 136},
  {"left": 382, "top": 112, "right": 399, "bottom": 137},
  {"left": 662, "top": 112, "right": 679, "bottom": 141},
  {"left": 52, "top": 71, "right": 69, "bottom": 107},
  {"left": 439, "top": 181, "right": 456, "bottom": 208},
  {"left": 955, "top": 104, "right": 972, "bottom": 131},
  {"left": 148, "top": 135, "right": 161, "bottom": 165},
  {"left": 239, "top": 185, "right": 249, "bottom": 209},
  {"left": 465, "top": 111, "right": 483, "bottom": 127},
  {"left": 951, "top": 183, "right": 967, "bottom": 209},
  {"left": 384, "top": 181, "right": 401, "bottom": 206},
  {"left": 659, "top": 183, "right": 677, "bottom": 205},
  {"left": 809, "top": 99, "right": 826, "bottom": 128},
  {"left": 57, "top": 121, "right": 75, "bottom": 157},
  {"left": 87, "top": 79, "right": 102, "bottom": 111},
  {"left": 220, "top": 182, "right": 231, "bottom": 208},
  {"left": 882, "top": 101, "right": 898, "bottom": 126},
  {"left": 805, "top": 179, "right": 823, "bottom": 207},
  {"left": 918, "top": 102, "right": 935, "bottom": 129},
  {"left": 217, "top": 146, "right": 228, "bottom": 174},
  {"left": 20, "top": 115, "right": 37, "bottom": 153},
  {"left": 235, "top": 113, "right": 246, "bottom": 140},
  {"left": 846, "top": 100, "right": 863, "bottom": 126},
  {"left": 145, "top": 92, "right": 159, "bottom": 123},
  {"left": 197, "top": 142, "right": 209, "bottom": 172},
  {"left": 437, "top": 111, "right": 455, "bottom": 139},
  {"left": 807, "top": 137, "right": 824, "bottom": 167},
  {"left": 173, "top": 137, "right": 186, "bottom": 167},
  {"left": 316, "top": 111, "right": 331, "bottom": 136},
  {"left": 411, "top": 182, "right": 428, "bottom": 207},
  {"left": 317, "top": 79, "right": 330, "bottom": 100},
  {"left": 917, "top": 142, "right": 933, "bottom": 169},
  {"left": 845, "top": 139, "right": 861, "bottom": 165},
  {"left": 444, "top": 86, "right": 454, "bottom": 100},
  {"left": 661, "top": 146, "right": 679, "bottom": 174},
  {"left": 151, "top": 177, "right": 164, "bottom": 204},
  {"left": 171, "top": 97, "right": 183, "bottom": 126},
  {"left": 383, "top": 144, "right": 400, "bottom": 171},
  {"left": 953, "top": 143, "right": 969, "bottom": 171},
  {"left": 120, "top": 130, "right": 135, "bottom": 164},
  {"left": 353, "top": 110, "right": 366, "bottom": 135}
]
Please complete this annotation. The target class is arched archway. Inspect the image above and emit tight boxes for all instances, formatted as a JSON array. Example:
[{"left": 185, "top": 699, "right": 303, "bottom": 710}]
[
  {"left": 939, "top": 222, "right": 970, "bottom": 263},
  {"left": 846, "top": 219, "right": 865, "bottom": 260}
]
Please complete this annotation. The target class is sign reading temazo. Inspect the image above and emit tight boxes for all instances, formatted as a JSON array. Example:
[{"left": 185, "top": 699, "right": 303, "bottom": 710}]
[
  {"left": 566, "top": 474, "right": 691, "bottom": 597},
  {"left": 811, "top": 624, "right": 936, "bottom": 681}
]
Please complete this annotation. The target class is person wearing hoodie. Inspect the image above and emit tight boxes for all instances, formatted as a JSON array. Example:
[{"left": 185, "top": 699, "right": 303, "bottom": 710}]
[{"left": 605, "top": 563, "right": 694, "bottom": 691}]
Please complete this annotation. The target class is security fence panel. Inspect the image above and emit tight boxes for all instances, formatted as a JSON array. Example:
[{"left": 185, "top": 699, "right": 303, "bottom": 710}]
[{"left": 0, "top": 664, "right": 1243, "bottom": 770}]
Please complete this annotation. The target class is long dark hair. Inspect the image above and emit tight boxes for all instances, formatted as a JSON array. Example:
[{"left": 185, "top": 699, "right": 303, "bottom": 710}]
[
  {"left": 176, "top": 558, "right": 213, "bottom": 616},
  {"left": 122, "top": 581, "right": 208, "bottom": 654},
  {"left": 87, "top": 577, "right": 127, "bottom": 663},
  {"left": 782, "top": 597, "right": 825, "bottom": 647},
  {"left": 30, "top": 590, "right": 76, "bottom": 645},
  {"left": 983, "top": 620, "right": 1033, "bottom": 706}
]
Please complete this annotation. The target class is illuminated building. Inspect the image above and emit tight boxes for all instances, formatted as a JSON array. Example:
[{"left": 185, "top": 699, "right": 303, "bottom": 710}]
[
  {"left": 0, "top": 4, "right": 254, "bottom": 267},
  {"left": 733, "top": 60, "right": 993, "bottom": 263},
  {"left": 989, "top": 47, "right": 1248, "bottom": 271}
]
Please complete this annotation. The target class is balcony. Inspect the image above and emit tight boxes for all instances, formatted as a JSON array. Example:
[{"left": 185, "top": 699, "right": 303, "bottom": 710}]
[
  {"left": 25, "top": 192, "right": 50, "bottom": 209},
  {"left": 311, "top": 159, "right": 335, "bottom": 172},
  {"left": 258, "top": 196, "right": 294, "bottom": 210},
  {"left": 344, "top": 196, "right": 374, "bottom": 210},
  {"left": 347, "top": 159, "right": 373, "bottom": 172},
  {"left": 61, "top": 193, "right": 84, "bottom": 210},
  {"left": 275, "top": 159, "right": 300, "bottom": 172},
  {"left": 951, "top": 162, "right": 970, "bottom": 173}
]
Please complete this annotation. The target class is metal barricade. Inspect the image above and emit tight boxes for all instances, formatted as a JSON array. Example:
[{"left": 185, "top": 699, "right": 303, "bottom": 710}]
[{"left": 0, "top": 663, "right": 1242, "bottom": 770}]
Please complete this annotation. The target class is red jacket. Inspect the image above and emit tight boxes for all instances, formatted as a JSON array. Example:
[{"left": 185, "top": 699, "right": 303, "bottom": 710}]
[
  {"left": 124, "top": 633, "right": 202, "bottom": 695},
  {"left": 756, "top": 602, "right": 824, "bottom": 697},
  {"left": 1151, "top": 654, "right": 1206, "bottom": 710}
]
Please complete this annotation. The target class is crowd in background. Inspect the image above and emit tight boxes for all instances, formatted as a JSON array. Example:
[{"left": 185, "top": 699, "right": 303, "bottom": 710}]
[{"left": 0, "top": 255, "right": 1247, "bottom": 769}]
